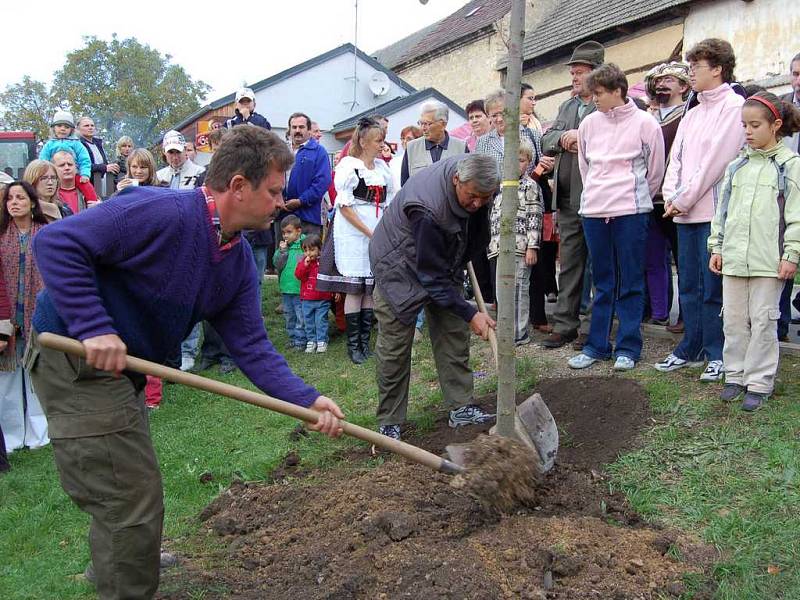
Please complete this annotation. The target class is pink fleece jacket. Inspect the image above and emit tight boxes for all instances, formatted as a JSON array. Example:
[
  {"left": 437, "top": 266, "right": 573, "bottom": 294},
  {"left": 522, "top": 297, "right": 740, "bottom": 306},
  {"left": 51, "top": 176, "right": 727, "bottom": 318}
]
[
  {"left": 662, "top": 83, "right": 745, "bottom": 224},
  {"left": 577, "top": 99, "right": 665, "bottom": 218}
]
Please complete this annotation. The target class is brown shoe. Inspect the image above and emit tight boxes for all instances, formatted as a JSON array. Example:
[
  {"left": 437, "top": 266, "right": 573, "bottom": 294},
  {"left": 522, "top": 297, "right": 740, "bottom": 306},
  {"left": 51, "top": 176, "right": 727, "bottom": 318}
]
[
  {"left": 572, "top": 333, "right": 589, "bottom": 351},
  {"left": 541, "top": 331, "right": 577, "bottom": 349},
  {"left": 666, "top": 320, "right": 684, "bottom": 334},
  {"left": 533, "top": 323, "right": 553, "bottom": 333}
]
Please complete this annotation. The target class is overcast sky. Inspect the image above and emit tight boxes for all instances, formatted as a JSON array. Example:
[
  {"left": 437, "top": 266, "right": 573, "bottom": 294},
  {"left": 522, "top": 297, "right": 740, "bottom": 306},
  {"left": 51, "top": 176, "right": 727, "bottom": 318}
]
[{"left": 5, "top": 0, "right": 469, "bottom": 104}]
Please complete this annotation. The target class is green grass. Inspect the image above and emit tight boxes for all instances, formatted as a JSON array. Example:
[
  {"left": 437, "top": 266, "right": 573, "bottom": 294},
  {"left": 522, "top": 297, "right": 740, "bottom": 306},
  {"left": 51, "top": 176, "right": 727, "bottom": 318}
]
[
  {"left": 2, "top": 278, "right": 800, "bottom": 598},
  {"left": 610, "top": 364, "right": 800, "bottom": 599}
]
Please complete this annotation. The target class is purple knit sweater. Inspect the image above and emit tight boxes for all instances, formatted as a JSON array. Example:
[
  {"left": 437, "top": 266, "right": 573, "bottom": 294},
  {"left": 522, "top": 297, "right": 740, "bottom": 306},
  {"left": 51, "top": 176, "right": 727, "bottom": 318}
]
[{"left": 32, "top": 186, "right": 321, "bottom": 407}]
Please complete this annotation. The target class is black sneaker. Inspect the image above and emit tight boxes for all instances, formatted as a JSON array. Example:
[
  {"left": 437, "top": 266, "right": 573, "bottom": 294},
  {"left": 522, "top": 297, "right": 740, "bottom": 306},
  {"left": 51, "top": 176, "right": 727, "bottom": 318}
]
[
  {"left": 741, "top": 391, "right": 767, "bottom": 412},
  {"left": 378, "top": 424, "right": 401, "bottom": 440},
  {"left": 219, "top": 362, "right": 236, "bottom": 375},
  {"left": 720, "top": 383, "right": 745, "bottom": 402},
  {"left": 448, "top": 404, "right": 496, "bottom": 428}
]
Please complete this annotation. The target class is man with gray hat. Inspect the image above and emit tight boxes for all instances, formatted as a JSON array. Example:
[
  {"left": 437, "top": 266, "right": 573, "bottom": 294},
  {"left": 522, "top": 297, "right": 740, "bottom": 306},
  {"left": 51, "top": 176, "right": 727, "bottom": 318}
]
[
  {"left": 541, "top": 41, "right": 604, "bottom": 350},
  {"left": 224, "top": 87, "right": 271, "bottom": 130},
  {"left": 369, "top": 154, "right": 498, "bottom": 442}
]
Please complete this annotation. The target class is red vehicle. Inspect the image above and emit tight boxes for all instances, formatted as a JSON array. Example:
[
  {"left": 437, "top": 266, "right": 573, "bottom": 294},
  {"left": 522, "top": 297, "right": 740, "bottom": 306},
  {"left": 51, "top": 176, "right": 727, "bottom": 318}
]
[{"left": 0, "top": 131, "right": 37, "bottom": 179}]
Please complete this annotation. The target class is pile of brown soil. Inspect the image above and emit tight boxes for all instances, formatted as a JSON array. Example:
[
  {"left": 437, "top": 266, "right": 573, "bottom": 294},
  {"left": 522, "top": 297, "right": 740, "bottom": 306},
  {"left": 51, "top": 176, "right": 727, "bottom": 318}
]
[{"left": 160, "top": 377, "right": 717, "bottom": 599}]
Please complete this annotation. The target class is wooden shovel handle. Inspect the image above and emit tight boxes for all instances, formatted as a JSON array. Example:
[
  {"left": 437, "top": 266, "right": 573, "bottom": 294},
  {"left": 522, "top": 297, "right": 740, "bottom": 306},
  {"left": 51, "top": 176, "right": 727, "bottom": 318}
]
[
  {"left": 36, "top": 333, "right": 463, "bottom": 475},
  {"left": 467, "top": 262, "right": 499, "bottom": 365}
]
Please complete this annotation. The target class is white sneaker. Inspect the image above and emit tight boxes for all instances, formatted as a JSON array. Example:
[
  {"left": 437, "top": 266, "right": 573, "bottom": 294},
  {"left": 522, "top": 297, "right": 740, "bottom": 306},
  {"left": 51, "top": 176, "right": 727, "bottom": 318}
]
[
  {"left": 613, "top": 356, "right": 636, "bottom": 371},
  {"left": 304, "top": 341, "right": 316, "bottom": 353},
  {"left": 316, "top": 342, "right": 328, "bottom": 353},
  {"left": 700, "top": 360, "right": 724, "bottom": 382},
  {"left": 179, "top": 357, "right": 194, "bottom": 372},
  {"left": 654, "top": 353, "right": 703, "bottom": 372},
  {"left": 568, "top": 353, "right": 598, "bottom": 369}
]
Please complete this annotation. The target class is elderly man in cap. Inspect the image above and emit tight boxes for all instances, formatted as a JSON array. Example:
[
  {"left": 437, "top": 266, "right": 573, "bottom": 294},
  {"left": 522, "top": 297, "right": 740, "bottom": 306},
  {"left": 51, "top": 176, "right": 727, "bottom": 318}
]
[
  {"left": 369, "top": 154, "right": 498, "bottom": 441},
  {"left": 541, "top": 41, "right": 605, "bottom": 351},
  {"left": 224, "top": 87, "right": 271, "bottom": 130},
  {"left": 156, "top": 130, "right": 205, "bottom": 189},
  {"left": 643, "top": 62, "right": 692, "bottom": 330}
]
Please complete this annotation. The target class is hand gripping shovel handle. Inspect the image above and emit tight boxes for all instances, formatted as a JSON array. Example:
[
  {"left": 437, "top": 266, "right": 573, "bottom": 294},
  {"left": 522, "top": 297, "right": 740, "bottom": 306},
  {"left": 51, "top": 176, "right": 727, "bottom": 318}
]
[
  {"left": 467, "top": 262, "right": 498, "bottom": 365},
  {"left": 36, "top": 333, "right": 464, "bottom": 475}
]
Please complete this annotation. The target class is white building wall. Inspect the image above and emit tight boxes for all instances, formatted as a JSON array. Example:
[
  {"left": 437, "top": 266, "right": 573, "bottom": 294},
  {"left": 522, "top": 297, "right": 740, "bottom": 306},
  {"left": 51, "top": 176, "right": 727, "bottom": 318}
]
[
  {"left": 254, "top": 53, "right": 411, "bottom": 133},
  {"left": 683, "top": 0, "right": 800, "bottom": 93}
]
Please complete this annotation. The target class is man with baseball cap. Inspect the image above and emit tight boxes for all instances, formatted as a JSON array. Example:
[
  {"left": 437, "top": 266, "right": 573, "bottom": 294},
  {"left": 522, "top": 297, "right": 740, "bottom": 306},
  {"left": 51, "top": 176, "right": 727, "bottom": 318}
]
[
  {"left": 224, "top": 87, "right": 271, "bottom": 130},
  {"left": 541, "top": 41, "right": 604, "bottom": 351},
  {"left": 156, "top": 130, "right": 205, "bottom": 189}
]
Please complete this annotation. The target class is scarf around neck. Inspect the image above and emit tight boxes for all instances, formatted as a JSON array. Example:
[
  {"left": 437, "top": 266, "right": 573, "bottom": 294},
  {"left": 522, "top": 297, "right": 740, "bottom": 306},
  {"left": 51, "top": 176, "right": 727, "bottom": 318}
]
[{"left": 0, "top": 220, "right": 45, "bottom": 371}]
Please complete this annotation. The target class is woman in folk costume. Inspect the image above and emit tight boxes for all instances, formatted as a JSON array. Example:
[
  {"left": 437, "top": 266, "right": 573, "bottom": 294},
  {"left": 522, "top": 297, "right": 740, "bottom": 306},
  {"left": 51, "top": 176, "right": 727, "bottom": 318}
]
[
  {"left": 317, "top": 117, "right": 395, "bottom": 364},
  {"left": 0, "top": 181, "right": 49, "bottom": 451}
]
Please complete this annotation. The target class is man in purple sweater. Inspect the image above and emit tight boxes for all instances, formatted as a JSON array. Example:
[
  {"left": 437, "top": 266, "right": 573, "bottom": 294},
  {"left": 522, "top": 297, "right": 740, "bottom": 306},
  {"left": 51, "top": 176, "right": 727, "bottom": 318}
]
[{"left": 27, "top": 126, "right": 344, "bottom": 599}]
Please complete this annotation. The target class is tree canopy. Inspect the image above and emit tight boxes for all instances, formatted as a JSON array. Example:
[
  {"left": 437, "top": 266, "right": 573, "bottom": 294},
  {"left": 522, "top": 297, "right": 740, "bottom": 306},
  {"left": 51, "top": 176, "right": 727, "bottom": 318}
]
[{"left": 0, "top": 35, "right": 209, "bottom": 146}]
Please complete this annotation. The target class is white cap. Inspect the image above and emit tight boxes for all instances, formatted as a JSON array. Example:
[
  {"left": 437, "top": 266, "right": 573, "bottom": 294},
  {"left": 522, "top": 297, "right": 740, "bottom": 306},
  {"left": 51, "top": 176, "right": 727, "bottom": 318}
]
[
  {"left": 235, "top": 87, "right": 255, "bottom": 103},
  {"left": 51, "top": 110, "right": 75, "bottom": 127},
  {"left": 162, "top": 130, "right": 186, "bottom": 152}
]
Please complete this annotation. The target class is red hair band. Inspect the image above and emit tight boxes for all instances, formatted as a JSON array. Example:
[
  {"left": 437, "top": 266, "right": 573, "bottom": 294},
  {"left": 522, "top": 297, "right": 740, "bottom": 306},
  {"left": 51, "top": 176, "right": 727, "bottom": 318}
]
[{"left": 749, "top": 95, "right": 781, "bottom": 121}]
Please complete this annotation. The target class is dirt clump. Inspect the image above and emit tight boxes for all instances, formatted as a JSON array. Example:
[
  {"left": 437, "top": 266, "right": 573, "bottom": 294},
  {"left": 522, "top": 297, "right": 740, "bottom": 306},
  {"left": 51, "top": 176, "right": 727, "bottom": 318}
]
[
  {"left": 449, "top": 434, "right": 541, "bottom": 513},
  {"left": 160, "top": 377, "right": 716, "bottom": 599}
]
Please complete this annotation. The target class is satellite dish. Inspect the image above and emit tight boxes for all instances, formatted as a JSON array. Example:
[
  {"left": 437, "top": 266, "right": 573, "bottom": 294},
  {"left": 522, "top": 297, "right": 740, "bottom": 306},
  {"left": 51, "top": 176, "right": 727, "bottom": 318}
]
[{"left": 368, "top": 72, "right": 391, "bottom": 97}]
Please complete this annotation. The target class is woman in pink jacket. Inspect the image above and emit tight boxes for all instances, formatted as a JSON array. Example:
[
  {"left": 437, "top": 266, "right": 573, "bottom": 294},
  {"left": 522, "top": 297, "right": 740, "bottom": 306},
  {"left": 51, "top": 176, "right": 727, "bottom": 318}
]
[
  {"left": 655, "top": 39, "right": 746, "bottom": 381},
  {"left": 568, "top": 64, "right": 665, "bottom": 371}
]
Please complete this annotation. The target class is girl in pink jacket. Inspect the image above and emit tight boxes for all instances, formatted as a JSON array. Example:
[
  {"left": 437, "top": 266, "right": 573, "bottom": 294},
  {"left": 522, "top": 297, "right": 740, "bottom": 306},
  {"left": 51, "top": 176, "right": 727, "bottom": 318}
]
[{"left": 568, "top": 64, "right": 665, "bottom": 371}]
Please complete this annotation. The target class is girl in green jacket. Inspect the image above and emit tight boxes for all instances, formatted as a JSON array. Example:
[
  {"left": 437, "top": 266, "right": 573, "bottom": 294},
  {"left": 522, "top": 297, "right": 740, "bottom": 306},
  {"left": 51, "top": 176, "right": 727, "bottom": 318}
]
[{"left": 708, "top": 91, "right": 800, "bottom": 411}]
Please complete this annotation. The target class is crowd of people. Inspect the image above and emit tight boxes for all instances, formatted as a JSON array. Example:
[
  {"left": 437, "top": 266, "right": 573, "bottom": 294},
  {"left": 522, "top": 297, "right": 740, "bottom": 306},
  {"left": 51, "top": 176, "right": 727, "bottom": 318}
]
[{"left": 0, "top": 37, "right": 799, "bottom": 598}]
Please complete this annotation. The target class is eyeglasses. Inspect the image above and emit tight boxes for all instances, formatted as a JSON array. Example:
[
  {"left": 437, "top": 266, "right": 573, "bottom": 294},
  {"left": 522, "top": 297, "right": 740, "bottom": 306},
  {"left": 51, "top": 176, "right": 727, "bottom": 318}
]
[
  {"left": 417, "top": 120, "right": 434, "bottom": 127},
  {"left": 39, "top": 175, "right": 58, "bottom": 182},
  {"left": 688, "top": 63, "right": 713, "bottom": 73}
]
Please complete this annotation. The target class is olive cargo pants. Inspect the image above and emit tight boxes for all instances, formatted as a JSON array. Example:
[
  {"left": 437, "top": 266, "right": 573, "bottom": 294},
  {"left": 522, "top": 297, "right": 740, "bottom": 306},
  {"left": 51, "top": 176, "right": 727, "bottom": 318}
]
[
  {"left": 27, "top": 332, "right": 164, "bottom": 600},
  {"left": 374, "top": 289, "right": 473, "bottom": 426}
]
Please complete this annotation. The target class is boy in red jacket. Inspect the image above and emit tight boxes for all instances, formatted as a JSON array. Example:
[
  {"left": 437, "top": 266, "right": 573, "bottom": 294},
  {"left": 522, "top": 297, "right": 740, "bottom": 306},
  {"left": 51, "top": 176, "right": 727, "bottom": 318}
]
[{"left": 295, "top": 234, "right": 333, "bottom": 353}]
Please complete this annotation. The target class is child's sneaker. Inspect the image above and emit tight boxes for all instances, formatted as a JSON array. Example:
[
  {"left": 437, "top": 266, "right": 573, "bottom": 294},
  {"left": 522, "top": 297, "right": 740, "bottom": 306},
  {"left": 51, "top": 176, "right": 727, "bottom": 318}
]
[
  {"left": 305, "top": 341, "right": 316, "bottom": 353},
  {"left": 654, "top": 353, "right": 703, "bottom": 372},
  {"left": 741, "top": 391, "right": 767, "bottom": 412},
  {"left": 700, "top": 360, "right": 724, "bottom": 382},
  {"left": 316, "top": 342, "right": 328, "bottom": 353},
  {"left": 720, "top": 383, "right": 745, "bottom": 402}
]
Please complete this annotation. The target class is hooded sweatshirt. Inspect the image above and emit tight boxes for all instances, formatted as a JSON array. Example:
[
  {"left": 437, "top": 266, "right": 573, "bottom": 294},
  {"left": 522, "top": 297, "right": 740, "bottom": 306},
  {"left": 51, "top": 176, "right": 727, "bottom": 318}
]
[
  {"left": 662, "top": 83, "right": 745, "bottom": 224},
  {"left": 708, "top": 143, "right": 800, "bottom": 277},
  {"left": 577, "top": 99, "right": 665, "bottom": 218}
]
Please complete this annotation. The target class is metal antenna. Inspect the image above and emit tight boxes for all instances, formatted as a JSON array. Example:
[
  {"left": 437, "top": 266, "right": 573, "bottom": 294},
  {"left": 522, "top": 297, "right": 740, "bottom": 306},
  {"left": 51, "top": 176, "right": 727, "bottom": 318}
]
[{"left": 349, "top": 0, "right": 360, "bottom": 110}]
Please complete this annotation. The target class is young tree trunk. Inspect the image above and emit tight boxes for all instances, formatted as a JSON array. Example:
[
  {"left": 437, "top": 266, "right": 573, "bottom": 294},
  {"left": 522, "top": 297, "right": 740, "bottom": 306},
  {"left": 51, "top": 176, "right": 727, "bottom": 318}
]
[{"left": 495, "top": 0, "right": 527, "bottom": 438}]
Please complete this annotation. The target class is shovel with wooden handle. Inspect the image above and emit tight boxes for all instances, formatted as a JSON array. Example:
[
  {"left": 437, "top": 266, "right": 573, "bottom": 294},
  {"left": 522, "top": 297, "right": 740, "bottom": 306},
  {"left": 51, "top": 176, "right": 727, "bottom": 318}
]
[
  {"left": 461, "top": 262, "right": 559, "bottom": 474},
  {"left": 36, "top": 332, "right": 465, "bottom": 475}
]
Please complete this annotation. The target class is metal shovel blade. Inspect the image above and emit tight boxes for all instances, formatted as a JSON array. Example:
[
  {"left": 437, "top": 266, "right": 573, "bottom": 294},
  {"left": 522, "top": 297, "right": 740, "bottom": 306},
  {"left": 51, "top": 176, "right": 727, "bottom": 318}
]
[{"left": 516, "top": 393, "right": 558, "bottom": 473}]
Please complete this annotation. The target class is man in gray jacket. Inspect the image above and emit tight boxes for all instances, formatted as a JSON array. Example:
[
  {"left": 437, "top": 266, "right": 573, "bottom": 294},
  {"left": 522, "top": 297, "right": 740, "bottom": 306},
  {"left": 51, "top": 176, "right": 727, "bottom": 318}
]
[
  {"left": 540, "top": 41, "right": 604, "bottom": 349},
  {"left": 369, "top": 154, "right": 497, "bottom": 441}
]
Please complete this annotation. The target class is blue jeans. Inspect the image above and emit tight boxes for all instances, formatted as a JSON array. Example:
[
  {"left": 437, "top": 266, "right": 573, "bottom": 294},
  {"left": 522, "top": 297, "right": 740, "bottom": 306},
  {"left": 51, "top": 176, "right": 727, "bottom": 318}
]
[
  {"left": 252, "top": 245, "right": 268, "bottom": 301},
  {"left": 582, "top": 213, "right": 648, "bottom": 361},
  {"left": 415, "top": 310, "right": 426, "bottom": 330},
  {"left": 302, "top": 300, "right": 331, "bottom": 343},
  {"left": 180, "top": 322, "right": 202, "bottom": 359},
  {"left": 282, "top": 294, "right": 305, "bottom": 347},
  {"left": 674, "top": 222, "right": 723, "bottom": 361}
]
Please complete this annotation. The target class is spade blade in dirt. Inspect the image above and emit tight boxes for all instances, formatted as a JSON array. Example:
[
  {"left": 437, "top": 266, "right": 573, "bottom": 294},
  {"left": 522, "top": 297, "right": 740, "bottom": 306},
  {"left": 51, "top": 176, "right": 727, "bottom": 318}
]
[
  {"left": 445, "top": 443, "right": 470, "bottom": 468},
  {"left": 517, "top": 393, "right": 558, "bottom": 473}
]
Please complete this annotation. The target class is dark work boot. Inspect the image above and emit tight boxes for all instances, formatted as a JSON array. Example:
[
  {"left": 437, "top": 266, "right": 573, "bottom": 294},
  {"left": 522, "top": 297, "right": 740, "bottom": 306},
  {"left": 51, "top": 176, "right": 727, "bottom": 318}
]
[
  {"left": 359, "top": 309, "right": 374, "bottom": 359},
  {"left": 346, "top": 313, "right": 366, "bottom": 364}
]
